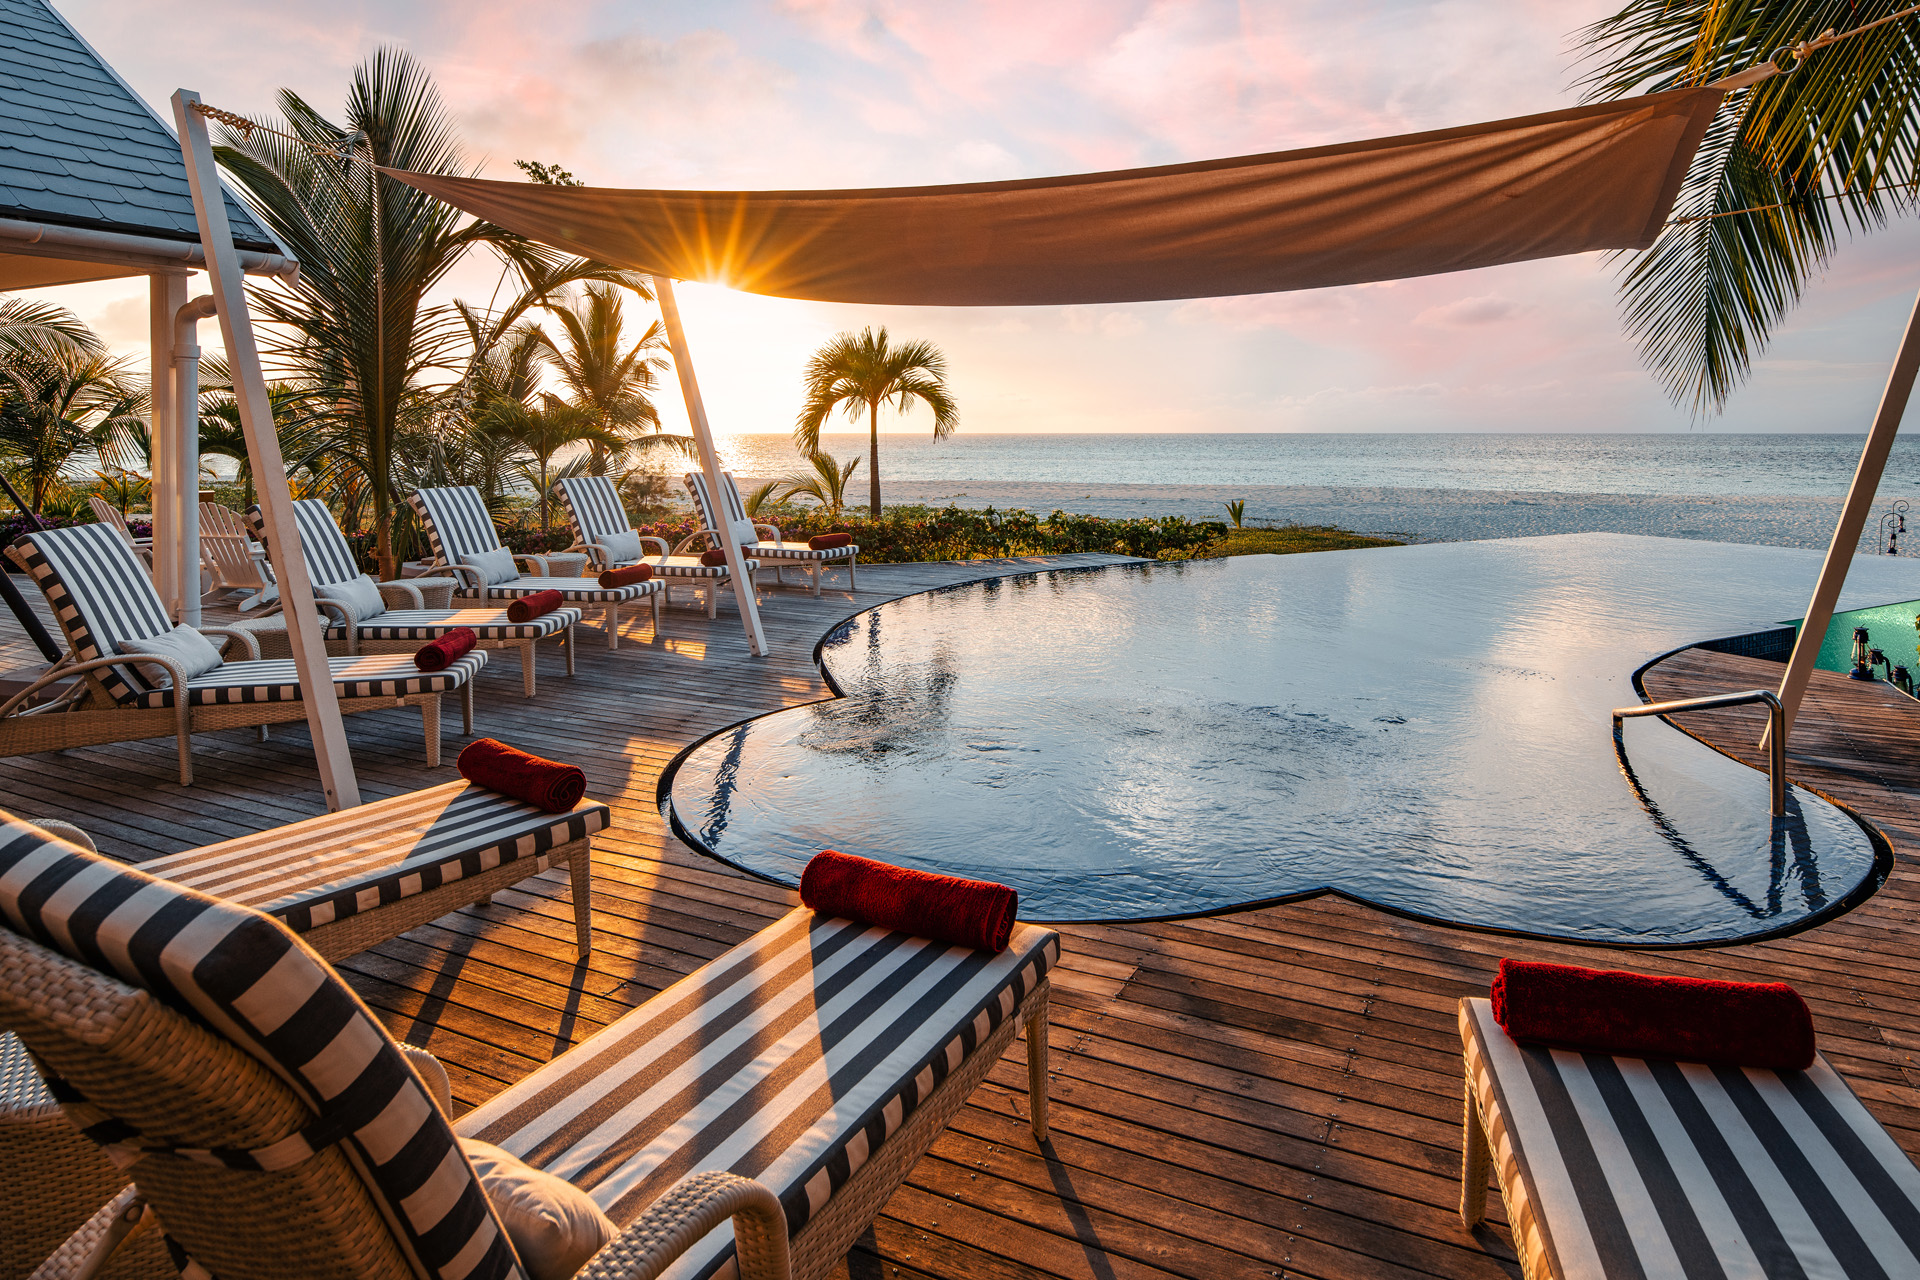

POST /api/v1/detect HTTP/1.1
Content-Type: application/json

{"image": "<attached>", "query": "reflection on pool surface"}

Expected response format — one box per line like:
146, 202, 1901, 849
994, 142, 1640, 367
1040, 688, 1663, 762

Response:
665, 534, 1906, 943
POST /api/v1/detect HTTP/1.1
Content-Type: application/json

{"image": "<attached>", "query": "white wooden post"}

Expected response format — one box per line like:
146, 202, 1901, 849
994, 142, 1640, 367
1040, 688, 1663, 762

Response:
173, 88, 361, 810
1773, 285, 1920, 745
651, 275, 768, 657
147, 271, 188, 619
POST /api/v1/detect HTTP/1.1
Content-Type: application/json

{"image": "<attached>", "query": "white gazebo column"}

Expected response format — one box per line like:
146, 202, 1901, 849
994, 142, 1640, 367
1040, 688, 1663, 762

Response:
148, 270, 189, 620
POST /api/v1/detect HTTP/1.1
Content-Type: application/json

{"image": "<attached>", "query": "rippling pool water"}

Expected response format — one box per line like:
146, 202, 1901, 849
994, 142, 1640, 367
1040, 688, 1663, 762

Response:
665, 534, 1908, 943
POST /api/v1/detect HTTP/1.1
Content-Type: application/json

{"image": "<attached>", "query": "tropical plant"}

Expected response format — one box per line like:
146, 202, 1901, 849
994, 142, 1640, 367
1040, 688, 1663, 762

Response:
0, 296, 99, 365
532, 283, 690, 468
1580, 2, 1920, 414
0, 349, 144, 514
742, 479, 781, 518
795, 326, 957, 518
214, 48, 639, 575
479, 396, 624, 536
778, 451, 862, 517
1224, 499, 1247, 528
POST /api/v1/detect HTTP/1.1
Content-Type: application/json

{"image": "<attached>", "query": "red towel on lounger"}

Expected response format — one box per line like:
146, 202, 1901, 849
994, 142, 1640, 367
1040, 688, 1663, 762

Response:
457, 738, 587, 813
699, 548, 729, 567
413, 627, 476, 671
598, 563, 653, 588
507, 589, 563, 623
1491, 958, 1815, 1070
800, 850, 1017, 953
809, 532, 853, 550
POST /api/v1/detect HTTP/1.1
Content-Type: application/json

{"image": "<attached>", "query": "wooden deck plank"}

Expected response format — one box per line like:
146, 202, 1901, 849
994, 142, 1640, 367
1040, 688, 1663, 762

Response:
6, 551, 1920, 1279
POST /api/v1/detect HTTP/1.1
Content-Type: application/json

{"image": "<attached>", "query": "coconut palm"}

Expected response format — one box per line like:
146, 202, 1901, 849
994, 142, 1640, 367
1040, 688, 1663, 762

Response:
478, 396, 623, 537
1580, 2, 1920, 415
533, 283, 690, 467
0, 296, 99, 365
778, 452, 862, 517
795, 327, 957, 518
214, 48, 639, 575
0, 349, 144, 514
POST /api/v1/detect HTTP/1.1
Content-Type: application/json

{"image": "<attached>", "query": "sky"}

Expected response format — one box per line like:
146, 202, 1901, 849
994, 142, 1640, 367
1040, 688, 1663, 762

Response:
34, 0, 1920, 436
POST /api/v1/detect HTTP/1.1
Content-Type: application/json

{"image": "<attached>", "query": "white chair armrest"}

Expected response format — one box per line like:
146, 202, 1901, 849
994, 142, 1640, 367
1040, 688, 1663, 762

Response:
377, 580, 426, 610
671, 529, 720, 557
197, 626, 261, 661
515, 553, 550, 576
576, 1171, 791, 1280
445, 563, 486, 593
637, 536, 671, 559
399, 1044, 453, 1118
754, 523, 782, 544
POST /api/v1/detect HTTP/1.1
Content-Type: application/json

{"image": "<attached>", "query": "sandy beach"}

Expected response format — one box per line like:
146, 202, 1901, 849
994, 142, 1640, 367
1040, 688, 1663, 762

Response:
756, 479, 1902, 554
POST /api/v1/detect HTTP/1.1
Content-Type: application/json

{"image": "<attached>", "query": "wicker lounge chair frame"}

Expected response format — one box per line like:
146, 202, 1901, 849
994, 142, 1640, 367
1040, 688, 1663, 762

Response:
682, 471, 857, 597
2, 817, 1054, 1280
245, 501, 581, 698
556, 475, 760, 620
409, 485, 663, 650
2, 527, 480, 782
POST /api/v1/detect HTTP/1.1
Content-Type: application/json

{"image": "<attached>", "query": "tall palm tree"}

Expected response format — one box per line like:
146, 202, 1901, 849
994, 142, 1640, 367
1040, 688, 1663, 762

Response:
533, 283, 689, 468
0, 296, 98, 364
795, 327, 957, 518
1580, 2, 1920, 415
479, 396, 624, 537
215, 48, 636, 576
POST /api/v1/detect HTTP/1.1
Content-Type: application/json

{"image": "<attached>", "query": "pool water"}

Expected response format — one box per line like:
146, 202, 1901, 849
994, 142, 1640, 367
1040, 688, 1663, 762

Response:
665, 534, 1910, 944
1799, 599, 1920, 674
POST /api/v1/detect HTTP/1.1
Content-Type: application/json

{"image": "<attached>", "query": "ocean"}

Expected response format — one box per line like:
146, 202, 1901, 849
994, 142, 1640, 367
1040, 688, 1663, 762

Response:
713, 432, 1920, 499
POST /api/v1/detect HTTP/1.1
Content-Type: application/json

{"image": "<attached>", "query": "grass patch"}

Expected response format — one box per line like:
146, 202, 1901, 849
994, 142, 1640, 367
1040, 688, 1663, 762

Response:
1206, 525, 1403, 556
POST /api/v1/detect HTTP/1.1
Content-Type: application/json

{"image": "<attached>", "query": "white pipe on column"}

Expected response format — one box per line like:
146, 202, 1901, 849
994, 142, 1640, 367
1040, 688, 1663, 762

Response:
173, 293, 216, 626
148, 271, 186, 618
1772, 285, 1920, 746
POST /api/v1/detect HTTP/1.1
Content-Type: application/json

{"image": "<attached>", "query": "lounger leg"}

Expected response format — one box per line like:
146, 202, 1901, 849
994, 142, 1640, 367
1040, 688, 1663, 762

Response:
848, 553, 856, 590
422, 693, 442, 768
519, 640, 536, 698
1026, 997, 1050, 1143
1461, 1078, 1491, 1227
650, 590, 661, 632
605, 602, 619, 650
706, 580, 718, 619
564, 624, 577, 676
568, 840, 593, 960
175, 703, 192, 786
461, 681, 474, 735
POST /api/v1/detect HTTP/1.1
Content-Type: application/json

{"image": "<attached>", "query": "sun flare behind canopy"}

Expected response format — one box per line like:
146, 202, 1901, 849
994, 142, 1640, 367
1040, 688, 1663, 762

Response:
380, 86, 1723, 307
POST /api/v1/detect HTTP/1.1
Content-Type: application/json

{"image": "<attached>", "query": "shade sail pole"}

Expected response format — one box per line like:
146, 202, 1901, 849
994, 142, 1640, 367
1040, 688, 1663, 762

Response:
173, 88, 361, 810
651, 275, 768, 657
1772, 284, 1920, 747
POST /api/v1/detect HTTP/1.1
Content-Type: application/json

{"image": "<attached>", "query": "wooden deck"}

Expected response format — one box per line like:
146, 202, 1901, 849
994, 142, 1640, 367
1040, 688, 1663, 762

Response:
6, 555, 1920, 1280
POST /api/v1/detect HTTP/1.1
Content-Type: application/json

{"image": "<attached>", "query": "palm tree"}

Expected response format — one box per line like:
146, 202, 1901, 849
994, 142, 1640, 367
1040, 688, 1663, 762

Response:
533, 283, 690, 468
0, 296, 98, 364
0, 349, 143, 513
214, 48, 637, 576
476, 395, 623, 537
778, 452, 862, 517
795, 327, 957, 518
1580, 2, 1920, 415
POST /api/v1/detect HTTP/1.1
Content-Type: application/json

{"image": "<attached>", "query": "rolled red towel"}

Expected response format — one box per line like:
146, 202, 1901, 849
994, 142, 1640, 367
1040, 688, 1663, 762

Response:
598, 563, 653, 589
457, 737, 587, 813
507, 589, 564, 623
809, 532, 854, 551
414, 626, 476, 672
699, 548, 729, 567
800, 849, 1017, 953
1491, 958, 1814, 1070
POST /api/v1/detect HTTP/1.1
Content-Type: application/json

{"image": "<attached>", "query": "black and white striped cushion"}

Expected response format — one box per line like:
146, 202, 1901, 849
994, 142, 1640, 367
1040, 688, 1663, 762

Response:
144, 781, 609, 935
681, 471, 760, 547
327, 608, 580, 642
1461, 997, 1920, 1279
411, 486, 503, 566
459, 908, 1058, 1280
736, 541, 855, 562
11, 524, 176, 703
126, 652, 486, 708
243, 499, 364, 588
556, 476, 631, 554
478, 576, 656, 604
650, 558, 758, 579
0, 814, 525, 1280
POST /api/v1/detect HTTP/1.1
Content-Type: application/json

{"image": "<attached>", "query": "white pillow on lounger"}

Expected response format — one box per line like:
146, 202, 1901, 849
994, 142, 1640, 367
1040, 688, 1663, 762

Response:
461, 547, 520, 585
313, 573, 386, 622
461, 1139, 615, 1280
597, 530, 644, 564
115, 625, 224, 688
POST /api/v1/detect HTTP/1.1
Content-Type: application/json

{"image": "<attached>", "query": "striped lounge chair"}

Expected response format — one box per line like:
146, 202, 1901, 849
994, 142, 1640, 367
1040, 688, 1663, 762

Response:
558, 474, 760, 620
2, 812, 1059, 1280
2, 525, 484, 782
247, 500, 583, 698
410, 485, 662, 650
1458, 997, 1920, 1278
683, 471, 857, 597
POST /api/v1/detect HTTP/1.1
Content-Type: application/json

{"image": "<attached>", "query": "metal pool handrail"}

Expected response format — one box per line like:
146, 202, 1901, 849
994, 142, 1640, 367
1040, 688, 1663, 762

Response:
1613, 690, 1786, 818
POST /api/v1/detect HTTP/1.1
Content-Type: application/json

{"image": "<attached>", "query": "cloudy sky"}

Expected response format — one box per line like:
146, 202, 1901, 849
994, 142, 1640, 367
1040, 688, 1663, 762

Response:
38, 0, 1920, 435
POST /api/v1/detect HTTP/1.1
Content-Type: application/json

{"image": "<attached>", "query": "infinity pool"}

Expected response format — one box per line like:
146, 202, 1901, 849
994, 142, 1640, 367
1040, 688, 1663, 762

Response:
664, 534, 1907, 944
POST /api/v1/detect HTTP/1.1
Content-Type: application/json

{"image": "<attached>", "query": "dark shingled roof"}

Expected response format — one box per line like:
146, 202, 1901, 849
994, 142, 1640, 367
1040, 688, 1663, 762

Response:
0, 0, 280, 253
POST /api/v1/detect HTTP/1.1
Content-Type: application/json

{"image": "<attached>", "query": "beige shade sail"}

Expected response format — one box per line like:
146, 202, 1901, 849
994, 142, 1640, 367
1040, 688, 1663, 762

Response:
382, 86, 1722, 307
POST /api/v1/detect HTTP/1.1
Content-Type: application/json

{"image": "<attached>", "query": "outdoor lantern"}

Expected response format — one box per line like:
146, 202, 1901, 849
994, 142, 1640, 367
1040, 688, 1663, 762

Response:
1896, 665, 1914, 697
1851, 627, 1875, 680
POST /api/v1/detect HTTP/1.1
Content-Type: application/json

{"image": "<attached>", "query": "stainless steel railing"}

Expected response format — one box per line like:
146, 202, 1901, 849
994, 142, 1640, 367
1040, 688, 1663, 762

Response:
1612, 689, 1786, 818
